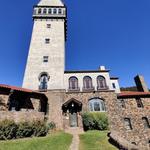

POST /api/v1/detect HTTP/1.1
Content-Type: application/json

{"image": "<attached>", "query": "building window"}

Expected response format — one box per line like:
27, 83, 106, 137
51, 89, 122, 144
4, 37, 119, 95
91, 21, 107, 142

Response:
47, 24, 51, 28
119, 99, 126, 108
39, 73, 49, 90
124, 118, 132, 130
38, 8, 42, 14
43, 56, 48, 63
53, 8, 57, 14
89, 98, 106, 112
69, 76, 79, 90
97, 76, 107, 90
45, 38, 50, 44
136, 98, 144, 108
83, 76, 93, 90
48, 8, 52, 14
58, 8, 62, 14
43, 8, 47, 14
112, 83, 116, 89
142, 117, 150, 129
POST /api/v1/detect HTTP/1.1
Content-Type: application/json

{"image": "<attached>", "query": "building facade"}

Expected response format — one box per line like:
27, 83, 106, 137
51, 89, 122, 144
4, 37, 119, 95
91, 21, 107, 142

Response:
0, 0, 149, 149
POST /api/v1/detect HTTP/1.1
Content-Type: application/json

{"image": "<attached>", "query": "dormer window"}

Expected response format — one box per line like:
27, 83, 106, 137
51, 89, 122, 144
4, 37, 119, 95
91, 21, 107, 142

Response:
43, 8, 47, 14
53, 8, 57, 14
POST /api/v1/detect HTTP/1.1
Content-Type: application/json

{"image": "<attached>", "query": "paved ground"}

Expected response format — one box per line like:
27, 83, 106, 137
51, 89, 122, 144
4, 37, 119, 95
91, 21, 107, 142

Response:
65, 127, 84, 150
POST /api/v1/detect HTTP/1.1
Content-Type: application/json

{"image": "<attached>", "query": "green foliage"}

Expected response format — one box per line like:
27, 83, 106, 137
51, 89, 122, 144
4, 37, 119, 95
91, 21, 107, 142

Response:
47, 122, 56, 130
16, 122, 34, 138
0, 120, 18, 140
33, 121, 48, 137
82, 112, 109, 131
0, 120, 48, 140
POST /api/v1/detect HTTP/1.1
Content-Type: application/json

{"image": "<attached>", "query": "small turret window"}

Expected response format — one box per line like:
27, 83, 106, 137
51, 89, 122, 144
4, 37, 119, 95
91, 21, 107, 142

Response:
53, 8, 57, 14
45, 38, 50, 44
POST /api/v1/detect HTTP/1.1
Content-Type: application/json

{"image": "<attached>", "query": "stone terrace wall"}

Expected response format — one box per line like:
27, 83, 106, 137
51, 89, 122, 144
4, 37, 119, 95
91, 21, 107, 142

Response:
0, 111, 45, 123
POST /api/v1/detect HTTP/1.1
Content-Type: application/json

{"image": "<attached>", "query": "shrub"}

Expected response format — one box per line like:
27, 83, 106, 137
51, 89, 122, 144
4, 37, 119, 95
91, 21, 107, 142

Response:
16, 122, 34, 138
82, 112, 109, 131
0, 120, 48, 140
0, 120, 18, 140
33, 121, 48, 137
47, 122, 56, 130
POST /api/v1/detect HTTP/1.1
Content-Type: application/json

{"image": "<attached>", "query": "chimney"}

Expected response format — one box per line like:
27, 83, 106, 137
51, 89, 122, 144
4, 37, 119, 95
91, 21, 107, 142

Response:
134, 75, 149, 92
99, 66, 106, 71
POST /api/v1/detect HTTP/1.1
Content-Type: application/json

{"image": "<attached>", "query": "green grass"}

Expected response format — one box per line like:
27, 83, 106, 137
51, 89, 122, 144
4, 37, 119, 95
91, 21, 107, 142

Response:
0, 131, 72, 150
79, 130, 117, 150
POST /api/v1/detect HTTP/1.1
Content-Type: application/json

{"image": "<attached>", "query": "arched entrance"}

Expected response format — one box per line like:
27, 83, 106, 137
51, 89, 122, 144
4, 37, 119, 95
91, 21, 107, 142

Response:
62, 98, 82, 127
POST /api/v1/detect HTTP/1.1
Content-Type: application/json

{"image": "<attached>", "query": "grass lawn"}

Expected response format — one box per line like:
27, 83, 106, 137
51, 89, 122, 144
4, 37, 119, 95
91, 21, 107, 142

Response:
79, 130, 117, 150
0, 131, 72, 150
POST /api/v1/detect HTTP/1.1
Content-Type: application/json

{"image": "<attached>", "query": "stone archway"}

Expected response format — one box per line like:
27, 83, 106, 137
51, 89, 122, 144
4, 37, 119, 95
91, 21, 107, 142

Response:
62, 98, 82, 128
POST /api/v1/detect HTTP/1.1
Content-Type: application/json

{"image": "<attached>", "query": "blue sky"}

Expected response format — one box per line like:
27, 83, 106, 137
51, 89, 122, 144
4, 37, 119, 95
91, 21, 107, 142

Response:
0, 0, 150, 88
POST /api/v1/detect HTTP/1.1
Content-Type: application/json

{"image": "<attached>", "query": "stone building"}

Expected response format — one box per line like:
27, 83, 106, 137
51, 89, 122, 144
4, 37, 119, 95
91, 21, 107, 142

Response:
0, 0, 150, 149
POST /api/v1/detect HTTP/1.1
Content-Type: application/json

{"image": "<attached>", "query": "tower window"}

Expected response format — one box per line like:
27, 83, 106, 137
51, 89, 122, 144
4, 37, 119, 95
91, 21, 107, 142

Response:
53, 8, 57, 14
142, 117, 150, 129
43, 56, 49, 63
58, 9, 62, 14
136, 98, 144, 108
45, 38, 50, 44
124, 118, 132, 130
43, 8, 47, 14
48, 9, 52, 14
39, 73, 49, 91
47, 24, 51, 28
38, 8, 42, 14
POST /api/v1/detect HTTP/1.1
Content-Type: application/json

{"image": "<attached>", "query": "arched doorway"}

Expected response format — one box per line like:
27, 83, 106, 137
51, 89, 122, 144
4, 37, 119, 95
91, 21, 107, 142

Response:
62, 98, 82, 127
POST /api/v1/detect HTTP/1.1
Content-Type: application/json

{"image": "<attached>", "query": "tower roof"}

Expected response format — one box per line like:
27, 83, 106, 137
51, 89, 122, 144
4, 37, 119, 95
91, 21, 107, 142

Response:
38, 0, 64, 6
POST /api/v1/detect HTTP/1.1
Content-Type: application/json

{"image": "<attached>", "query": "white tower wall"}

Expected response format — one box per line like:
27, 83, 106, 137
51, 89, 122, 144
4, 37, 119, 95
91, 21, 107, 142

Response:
23, 0, 66, 90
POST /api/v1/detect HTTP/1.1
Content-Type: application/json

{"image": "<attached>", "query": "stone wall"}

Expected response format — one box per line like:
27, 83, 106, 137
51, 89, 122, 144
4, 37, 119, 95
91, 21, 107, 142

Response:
0, 95, 9, 111
110, 97, 150, 148
0, 111, 45, 123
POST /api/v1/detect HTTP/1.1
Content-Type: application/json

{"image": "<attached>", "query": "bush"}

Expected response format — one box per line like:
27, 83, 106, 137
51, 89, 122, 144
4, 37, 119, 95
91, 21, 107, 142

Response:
47, 122, 56, 130
82, 112, 109, 131
33, 121, 48, 137
0, 120, 49, 140
0, 120, 18, 140
16, 122, 34, 138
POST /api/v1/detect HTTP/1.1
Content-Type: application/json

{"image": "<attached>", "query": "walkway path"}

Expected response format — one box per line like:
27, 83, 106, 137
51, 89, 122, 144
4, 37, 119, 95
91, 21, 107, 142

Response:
65, 127, 84, 150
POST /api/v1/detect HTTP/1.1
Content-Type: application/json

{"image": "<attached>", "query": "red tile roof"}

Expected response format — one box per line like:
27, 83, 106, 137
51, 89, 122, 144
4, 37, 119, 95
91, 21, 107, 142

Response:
118, 91, 150, 98
0, 84, 42, 94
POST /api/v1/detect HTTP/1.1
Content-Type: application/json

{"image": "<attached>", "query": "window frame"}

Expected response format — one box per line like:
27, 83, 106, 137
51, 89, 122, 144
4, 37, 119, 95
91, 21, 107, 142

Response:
124, 118, 132, 130
88, 98, 106, 112
136, 98, 144, 108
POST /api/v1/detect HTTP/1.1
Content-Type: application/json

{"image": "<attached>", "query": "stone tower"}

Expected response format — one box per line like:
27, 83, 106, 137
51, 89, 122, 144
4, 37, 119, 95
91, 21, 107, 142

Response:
23, 0, 67, 90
